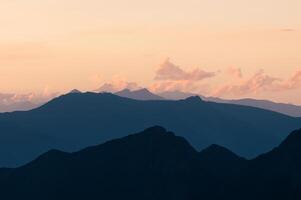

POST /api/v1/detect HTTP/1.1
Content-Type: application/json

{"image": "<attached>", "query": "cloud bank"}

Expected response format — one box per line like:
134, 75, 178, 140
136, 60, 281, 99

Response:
93, 60, 301, 102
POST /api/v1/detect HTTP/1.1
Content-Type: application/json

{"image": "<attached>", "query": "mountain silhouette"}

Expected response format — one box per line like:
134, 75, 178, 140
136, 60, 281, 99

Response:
115, 88, 164, 100
1, 127, 301, 200
0, 92, 300, 167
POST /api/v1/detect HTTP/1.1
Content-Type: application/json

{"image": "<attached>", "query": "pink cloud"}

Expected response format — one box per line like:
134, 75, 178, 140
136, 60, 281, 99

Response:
155, 58, 216, 81
282, 70, 301, 90
95, 77, 141, 93
212, 69, 301, 97
150, 80, 198, 93
226, 67, 243, 79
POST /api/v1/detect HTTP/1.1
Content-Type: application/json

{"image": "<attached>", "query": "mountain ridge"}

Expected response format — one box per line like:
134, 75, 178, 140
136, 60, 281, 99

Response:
1, 127, 301, 199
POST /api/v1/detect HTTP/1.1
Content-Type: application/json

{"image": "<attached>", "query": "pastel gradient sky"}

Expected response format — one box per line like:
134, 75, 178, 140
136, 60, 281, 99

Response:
1, 0, 301, 104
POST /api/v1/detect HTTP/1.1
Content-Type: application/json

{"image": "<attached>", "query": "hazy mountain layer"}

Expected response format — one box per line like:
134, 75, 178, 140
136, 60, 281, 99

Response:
0, 92, 300, 167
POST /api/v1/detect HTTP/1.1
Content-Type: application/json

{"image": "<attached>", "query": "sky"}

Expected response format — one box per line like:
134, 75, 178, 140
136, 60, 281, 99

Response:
0, 0, 301, 104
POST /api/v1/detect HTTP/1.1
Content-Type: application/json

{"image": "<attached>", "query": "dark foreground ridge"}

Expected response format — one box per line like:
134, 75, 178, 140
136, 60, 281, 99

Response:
0, 92, 301, 167
1, 127, 301, 200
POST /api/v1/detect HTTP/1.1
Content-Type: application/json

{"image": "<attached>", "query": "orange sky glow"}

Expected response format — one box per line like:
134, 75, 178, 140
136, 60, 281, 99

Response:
0, 0, 301, 104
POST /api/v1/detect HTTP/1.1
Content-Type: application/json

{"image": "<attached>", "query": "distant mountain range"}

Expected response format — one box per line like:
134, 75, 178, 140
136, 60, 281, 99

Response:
1, 89, 301, 117
118, 89, 301, 117
0, 92, 300, 167
1, 126, 301, 200
115, 88, 164, 100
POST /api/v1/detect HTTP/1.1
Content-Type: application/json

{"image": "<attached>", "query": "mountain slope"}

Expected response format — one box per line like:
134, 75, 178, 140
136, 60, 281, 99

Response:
0, 92, 300, 167
1, 127, 301, 200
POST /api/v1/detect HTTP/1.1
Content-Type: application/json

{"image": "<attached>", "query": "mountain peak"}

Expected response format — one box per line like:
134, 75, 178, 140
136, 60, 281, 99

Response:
137, 88, 151, 93
184, 96, 203, 102
118, 126, 179, 143
69, 89, 82, 94
205, 144, 230, 151
76, 126, 197, 169
199, 144, 244, 162
139, 126, 170, 136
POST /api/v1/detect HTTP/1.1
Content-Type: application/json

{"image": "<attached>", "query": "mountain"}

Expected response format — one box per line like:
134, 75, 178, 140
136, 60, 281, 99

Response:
157, 90, 301, 117
115, 88, 164, 100
1, 127, 301, 200
0, 92, 300, 167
